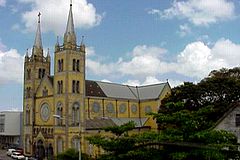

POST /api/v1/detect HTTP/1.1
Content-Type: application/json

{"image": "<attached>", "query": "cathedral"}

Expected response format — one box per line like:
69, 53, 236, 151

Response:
23, 2, 171, 159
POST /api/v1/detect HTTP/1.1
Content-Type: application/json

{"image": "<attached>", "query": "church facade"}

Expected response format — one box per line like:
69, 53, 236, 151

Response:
23, 3, 171, 159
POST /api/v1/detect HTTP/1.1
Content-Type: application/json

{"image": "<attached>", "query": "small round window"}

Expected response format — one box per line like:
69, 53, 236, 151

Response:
119, 104, 126, 113
145, 106, 152, 113
131, 104, 137, 113
107, 103, 114, 113
92, 102, 100, 113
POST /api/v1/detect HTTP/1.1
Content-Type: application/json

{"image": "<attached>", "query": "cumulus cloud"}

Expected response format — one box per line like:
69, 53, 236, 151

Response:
123, 76, 183, 88
177, 23, 191, 37
19, 0, 103, 34
0, 48, 23, 84
0, 0, 6, 7
86, 39, 240, 81
148, 0, 235, 26
86, 46, 96, 57
118, 45, 169, 76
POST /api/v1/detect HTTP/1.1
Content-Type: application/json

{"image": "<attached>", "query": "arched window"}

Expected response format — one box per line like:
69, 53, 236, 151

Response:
42, 87, 48, 97
26, 69, 31, 80
73, 59, 76, 71
57, 81, 63, 94
76, 60, 80, 71
57, 137, 63, 154
56, 102, 63, 126
58, 59, 64, 72
71, 137, 80, 151
72, 102, 80, 126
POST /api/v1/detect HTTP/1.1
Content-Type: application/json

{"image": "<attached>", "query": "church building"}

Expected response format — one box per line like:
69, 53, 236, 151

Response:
23, 2, 171, 159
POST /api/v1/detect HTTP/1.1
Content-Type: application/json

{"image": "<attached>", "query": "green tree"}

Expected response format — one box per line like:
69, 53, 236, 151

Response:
56, 148, 92, 160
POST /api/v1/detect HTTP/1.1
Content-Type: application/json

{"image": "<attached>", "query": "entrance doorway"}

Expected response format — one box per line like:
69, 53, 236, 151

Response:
36, 140, 45, 160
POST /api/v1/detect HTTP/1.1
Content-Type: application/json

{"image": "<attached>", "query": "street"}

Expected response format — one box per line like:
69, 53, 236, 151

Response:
0, 149, 13, 160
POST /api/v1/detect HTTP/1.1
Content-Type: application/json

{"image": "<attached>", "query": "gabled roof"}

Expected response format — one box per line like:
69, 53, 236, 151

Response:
35, 75, 54, 97
85, 80, 170, 101
214, 102, 240, 128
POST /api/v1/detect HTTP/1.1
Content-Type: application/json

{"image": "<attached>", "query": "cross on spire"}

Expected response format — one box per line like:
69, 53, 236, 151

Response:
38, 12, 41, 23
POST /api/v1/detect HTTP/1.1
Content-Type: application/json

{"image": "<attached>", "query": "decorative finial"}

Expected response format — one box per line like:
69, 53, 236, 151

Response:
166, 79, 168, 82
81, 36, 84, 45
70, 0, 72, 6
38, 12, 41, 23
47, 48, 50, 54
57, 36, 59, 45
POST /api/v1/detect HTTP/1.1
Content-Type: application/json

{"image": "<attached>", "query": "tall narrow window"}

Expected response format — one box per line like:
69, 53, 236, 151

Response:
38, 69, 42, 79
60, 81, 63, 93
61, 59, 63, 71
236, 114, 240, 127
56, 102, 63, 126
57, 81, 60, 94
73, 59, 76, 71
26, 108, 30, 125
57, 137, 63, 154
72, 102, 80, 126
42, 69, 45, 78
26, 69, 31, 80
72, 137, 80, 150
72, 80, 76, 93
58, 59, 64, 72
58, 60, 60, 72
76, 60, 80, 71
76, 81, 79, 93
42, 87, 48, 97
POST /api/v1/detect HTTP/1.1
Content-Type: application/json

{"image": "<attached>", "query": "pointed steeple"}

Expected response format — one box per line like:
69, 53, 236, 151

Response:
32, 12, 43, 59
64, 1, 76, 48
25, 49, 29, 62
34, 12, 43, 49
46, 48, 51, 62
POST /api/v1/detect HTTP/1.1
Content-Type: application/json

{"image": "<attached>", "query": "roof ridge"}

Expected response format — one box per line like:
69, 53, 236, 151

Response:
86, 79, 168, 88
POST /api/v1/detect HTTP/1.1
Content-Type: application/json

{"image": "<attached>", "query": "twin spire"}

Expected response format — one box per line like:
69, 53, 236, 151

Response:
64, 1, 76, 47
32, 0, 77, 59
34, 12, 43, 49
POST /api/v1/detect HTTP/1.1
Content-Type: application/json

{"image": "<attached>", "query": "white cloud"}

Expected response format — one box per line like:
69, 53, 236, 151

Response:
86, 46, 96, 57
149, 0, 235, 26
0, 48, 23, 84
142, 76, 163, 85
101, 79, 112, 83
118, 45, 169, 76
19, 0, 103, 34
123, 76, 183, 88
86, 39, 240, 81
123, 80, 140, 86
0, 0, 6, 7
177, 23, 191, 37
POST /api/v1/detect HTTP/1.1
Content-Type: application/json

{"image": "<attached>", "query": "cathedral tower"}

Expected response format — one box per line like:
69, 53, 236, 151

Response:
54, 1, 86, 153
23, 13, 51, 155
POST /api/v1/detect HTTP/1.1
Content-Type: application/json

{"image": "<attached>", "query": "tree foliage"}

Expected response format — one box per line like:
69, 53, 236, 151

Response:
56, 148, 92, 160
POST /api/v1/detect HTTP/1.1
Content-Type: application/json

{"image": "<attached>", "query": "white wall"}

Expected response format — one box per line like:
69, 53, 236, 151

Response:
0, 111, 22, 135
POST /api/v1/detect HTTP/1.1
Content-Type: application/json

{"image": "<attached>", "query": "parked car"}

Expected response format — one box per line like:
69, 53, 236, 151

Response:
6, 148, 16, 156
11, 152, 25, 159
25, 157, 37, 160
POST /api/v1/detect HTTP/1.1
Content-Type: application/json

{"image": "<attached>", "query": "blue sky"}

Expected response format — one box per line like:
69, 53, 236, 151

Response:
0, 0, 240, 111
